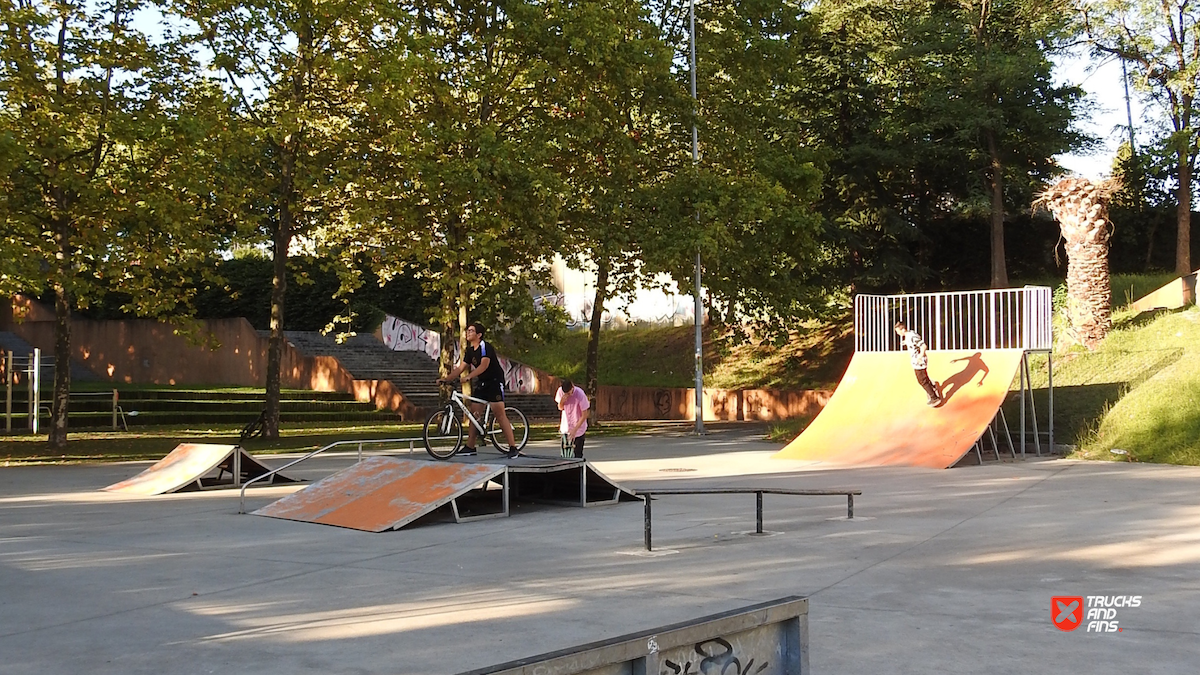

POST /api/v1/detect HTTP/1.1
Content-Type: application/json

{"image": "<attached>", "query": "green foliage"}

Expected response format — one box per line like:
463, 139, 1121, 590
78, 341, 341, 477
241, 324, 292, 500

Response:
1082, 0, 1200, 275
78, 255, 431, 332
797, 0, 1085, 291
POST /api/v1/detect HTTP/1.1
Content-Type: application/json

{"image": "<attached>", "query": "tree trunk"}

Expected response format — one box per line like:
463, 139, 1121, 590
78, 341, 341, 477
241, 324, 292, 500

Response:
1040, 178, 1114, 350
1176, 146, 1193, 278
263, 146, 294, 440
986, 130, 1008, 288
48, 281, 71, 448
585, 256, 610, 426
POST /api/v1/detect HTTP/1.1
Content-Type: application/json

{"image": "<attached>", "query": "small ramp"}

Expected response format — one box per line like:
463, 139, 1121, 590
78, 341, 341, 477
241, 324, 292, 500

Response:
773, 349, 1024, 469
104, 443, 299, 495
253, 456, 506, 532
252, 455, 637, 532
1130, 268, 1198, 313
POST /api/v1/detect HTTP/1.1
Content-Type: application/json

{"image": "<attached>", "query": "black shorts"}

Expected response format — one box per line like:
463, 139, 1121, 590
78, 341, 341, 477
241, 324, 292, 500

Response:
473, 379, 505, 403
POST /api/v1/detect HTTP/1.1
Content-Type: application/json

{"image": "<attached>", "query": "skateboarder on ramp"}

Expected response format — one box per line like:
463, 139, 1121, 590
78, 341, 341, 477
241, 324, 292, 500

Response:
774, 288, 1052, 469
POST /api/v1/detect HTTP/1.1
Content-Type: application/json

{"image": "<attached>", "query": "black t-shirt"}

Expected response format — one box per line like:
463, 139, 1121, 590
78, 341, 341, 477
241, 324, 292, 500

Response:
464, 340, 505, 384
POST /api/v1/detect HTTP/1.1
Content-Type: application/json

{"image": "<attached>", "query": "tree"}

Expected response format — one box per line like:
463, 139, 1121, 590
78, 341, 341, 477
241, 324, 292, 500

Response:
1082, 0, 1200, 277
535, 0, 684, 400
313, 0, 565, 388
809, 0, 1084, 290
642, 0, 829, 340
174, 0, 407, 436
1037, 177, 1118, 348
0, 0, 227, 447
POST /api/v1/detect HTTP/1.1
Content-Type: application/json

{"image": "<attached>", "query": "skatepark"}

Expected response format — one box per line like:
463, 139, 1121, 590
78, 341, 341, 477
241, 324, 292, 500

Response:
2, 424, 1198, 674
3, 287, 1197, 673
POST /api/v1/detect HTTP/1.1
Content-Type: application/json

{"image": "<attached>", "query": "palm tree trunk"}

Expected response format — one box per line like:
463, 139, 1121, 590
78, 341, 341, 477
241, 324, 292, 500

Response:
1039, 178, 1115, 350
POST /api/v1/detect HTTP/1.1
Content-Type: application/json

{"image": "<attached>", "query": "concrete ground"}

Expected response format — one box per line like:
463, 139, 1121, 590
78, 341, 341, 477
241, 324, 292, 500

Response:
1, 423, 1197, 674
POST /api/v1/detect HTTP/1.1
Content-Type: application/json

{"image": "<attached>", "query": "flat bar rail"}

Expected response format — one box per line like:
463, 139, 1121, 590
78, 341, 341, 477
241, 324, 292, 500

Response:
238, 435, 424, 513
635, 487, 861, 551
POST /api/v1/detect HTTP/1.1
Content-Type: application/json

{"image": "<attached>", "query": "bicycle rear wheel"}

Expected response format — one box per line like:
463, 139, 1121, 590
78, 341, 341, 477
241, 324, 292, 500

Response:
424, 408, 463, 459
487, 406, 529, 452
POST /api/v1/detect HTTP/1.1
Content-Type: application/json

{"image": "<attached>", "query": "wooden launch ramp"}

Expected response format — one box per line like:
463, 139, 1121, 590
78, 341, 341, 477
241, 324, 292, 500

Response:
104, 443, 299, 495
773, 349, 1025, 469
252, 454, 637, 532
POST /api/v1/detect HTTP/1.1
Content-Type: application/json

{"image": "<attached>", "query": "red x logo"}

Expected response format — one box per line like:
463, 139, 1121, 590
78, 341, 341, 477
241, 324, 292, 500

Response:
1052, 596, 1084, 631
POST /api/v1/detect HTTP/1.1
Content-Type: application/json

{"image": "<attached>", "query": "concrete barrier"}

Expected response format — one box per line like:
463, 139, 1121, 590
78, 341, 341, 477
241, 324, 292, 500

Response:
460, 596, 809, 675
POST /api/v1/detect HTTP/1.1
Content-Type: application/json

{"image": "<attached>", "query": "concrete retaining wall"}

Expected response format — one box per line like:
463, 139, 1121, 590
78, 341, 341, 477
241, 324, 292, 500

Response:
9, 315, 422, 420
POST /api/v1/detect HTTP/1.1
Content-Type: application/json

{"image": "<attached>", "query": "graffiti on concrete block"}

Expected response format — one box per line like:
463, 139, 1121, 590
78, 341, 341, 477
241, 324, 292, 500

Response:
661, 638, 770, 675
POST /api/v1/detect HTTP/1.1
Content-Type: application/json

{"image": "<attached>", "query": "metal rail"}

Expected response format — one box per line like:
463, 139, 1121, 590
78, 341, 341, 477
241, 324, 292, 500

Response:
634, 487, 862, 551
237, 435, 425, 514
855, 286, 1052, 353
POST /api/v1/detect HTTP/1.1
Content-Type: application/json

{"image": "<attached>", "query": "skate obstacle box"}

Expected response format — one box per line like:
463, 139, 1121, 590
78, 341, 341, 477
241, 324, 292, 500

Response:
459, 596, 809, 675
104, 443, 299, 495
252, 454, 638, 533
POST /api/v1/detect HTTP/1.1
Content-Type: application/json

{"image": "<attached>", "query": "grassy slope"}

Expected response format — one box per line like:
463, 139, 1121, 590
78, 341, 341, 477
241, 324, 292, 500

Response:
502, 319, 854, 391
1072, 305, 1200, 464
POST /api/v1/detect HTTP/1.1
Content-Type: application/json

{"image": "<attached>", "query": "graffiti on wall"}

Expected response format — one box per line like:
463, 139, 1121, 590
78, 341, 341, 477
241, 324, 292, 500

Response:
380, 315, 538, 394
380, 316, 440, 360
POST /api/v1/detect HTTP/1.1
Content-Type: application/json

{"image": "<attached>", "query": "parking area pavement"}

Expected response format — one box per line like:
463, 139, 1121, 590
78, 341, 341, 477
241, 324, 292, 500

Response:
1, 424, 1197, 674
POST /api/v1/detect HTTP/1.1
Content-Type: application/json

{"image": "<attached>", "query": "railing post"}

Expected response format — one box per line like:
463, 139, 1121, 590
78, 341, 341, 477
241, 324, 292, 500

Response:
1048, 353, 1054, 453
4, 351, 12, 434
644, 495, 653, 551
30, 348, 40, 435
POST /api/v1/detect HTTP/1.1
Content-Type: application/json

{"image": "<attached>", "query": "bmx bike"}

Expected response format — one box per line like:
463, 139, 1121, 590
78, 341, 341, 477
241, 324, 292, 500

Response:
422, 389, 529, 460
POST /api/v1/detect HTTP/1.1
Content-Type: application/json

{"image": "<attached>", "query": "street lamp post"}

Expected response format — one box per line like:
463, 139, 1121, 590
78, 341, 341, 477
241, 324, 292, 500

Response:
690, 0, 704, 435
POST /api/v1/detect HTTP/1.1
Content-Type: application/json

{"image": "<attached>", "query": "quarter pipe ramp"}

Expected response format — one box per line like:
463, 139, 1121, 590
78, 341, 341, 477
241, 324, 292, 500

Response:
773, 349, 1025, 469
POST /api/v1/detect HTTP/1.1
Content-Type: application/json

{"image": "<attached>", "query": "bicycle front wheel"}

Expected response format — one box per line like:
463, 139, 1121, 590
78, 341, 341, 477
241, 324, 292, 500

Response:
488, 406, 529, 452
424, 408, 463, 459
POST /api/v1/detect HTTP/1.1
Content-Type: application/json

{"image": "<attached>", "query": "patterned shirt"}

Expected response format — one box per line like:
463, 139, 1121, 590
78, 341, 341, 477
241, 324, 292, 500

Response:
902, 331, 929, 370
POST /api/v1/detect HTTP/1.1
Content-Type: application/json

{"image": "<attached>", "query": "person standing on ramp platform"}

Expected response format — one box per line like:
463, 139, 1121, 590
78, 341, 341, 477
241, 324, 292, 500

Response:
436, 323, 521, 457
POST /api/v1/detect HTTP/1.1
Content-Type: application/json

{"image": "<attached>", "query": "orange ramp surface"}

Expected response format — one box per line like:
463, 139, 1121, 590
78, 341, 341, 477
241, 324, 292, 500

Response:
773, 349, 1024, 469
253, 456, 504, 532
104, 443, 297, 495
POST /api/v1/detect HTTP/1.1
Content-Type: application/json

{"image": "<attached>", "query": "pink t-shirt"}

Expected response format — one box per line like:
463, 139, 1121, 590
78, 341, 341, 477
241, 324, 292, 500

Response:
555, 386, 589, 438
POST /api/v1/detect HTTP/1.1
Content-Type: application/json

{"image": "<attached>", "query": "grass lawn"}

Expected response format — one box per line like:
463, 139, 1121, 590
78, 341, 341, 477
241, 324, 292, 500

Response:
0, 419, 665, 465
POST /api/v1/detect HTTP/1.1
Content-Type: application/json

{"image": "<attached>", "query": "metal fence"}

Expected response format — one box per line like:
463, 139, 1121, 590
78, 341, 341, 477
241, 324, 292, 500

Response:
855, 286, 1052, 353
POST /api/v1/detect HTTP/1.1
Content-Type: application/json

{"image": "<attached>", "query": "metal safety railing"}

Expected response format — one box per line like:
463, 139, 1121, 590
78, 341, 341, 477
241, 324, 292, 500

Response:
238, 435, 427, 514
855, 286, 1052, 353
854, 287, 1055, 458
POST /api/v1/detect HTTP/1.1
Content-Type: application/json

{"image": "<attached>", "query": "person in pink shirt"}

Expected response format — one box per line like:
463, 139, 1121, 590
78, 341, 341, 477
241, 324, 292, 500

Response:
555, 380, 589, 459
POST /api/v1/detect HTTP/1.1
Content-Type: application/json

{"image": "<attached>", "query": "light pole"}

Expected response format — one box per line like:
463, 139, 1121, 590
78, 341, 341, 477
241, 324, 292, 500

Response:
690, 0, 704, 435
